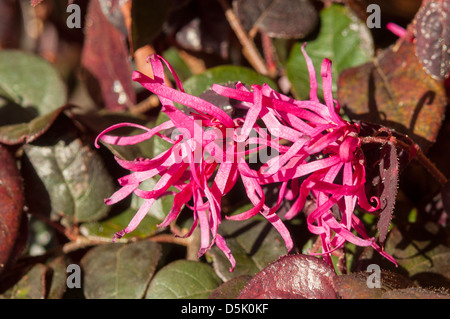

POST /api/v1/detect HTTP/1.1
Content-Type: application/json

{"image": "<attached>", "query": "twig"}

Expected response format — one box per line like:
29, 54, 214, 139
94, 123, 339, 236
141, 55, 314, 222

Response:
217, 0, 270, 76
360, 135, 448, 187
129, 94, 160, 114
396, 139, 448, 187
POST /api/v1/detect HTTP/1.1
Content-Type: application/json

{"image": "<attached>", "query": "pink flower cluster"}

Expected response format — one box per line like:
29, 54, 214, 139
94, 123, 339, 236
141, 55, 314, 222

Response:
96, 44, 396, 270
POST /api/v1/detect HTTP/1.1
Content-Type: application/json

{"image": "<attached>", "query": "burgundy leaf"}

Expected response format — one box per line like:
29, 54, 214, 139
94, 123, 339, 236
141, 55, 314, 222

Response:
0, 145, 24, 276
414, 0, 450, 80
377, 142, 399, 244
81, 0, 136, 110
237, 255, 338, 299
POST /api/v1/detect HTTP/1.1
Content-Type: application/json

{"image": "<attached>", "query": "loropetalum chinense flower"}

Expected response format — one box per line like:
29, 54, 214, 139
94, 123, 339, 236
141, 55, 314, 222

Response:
96, 43, 396, 271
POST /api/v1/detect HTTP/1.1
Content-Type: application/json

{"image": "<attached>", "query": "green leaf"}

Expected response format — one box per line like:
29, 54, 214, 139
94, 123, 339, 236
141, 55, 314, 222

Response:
163, 47, 194, 83
183, 65, 277, 97
80, 177, 174, 239
0, 105, 68, 145
208, 216, 289, 282
286, 3, 373, 100
81, 240, 162, 299
145, 260, 222, 299
22, 118, 115, 226
384, 222, 450, 289
0, 50, 67, 125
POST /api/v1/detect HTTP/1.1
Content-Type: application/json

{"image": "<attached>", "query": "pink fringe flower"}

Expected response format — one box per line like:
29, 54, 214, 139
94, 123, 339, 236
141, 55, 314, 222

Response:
96, 44, 396, 270
96, 55, 293, 271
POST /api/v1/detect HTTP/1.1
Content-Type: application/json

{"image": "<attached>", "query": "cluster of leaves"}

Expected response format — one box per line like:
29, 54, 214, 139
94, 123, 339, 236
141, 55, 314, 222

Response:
0, 0, 449, 299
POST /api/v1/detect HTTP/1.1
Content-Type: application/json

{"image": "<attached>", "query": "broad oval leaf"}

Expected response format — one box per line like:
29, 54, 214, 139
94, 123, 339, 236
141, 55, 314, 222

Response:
286, 3, 374, 100
338, 40, 447, 151
0, 50, 67, 125
81, 240, 162, 299
21, 118, 115, 225
145, 260, 222, 299
238, 254, 338, 299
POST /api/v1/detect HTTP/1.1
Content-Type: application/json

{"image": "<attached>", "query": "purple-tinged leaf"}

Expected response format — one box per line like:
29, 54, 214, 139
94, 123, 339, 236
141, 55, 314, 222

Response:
81, 0, 136, 110
0, 50, 67, 123
414, 0, 450, 80
237, 255, 338, 299
339, 40, 447, 152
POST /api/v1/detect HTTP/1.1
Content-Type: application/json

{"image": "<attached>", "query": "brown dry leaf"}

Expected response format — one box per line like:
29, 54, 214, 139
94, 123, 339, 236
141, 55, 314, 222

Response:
338, 40, 447, 151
